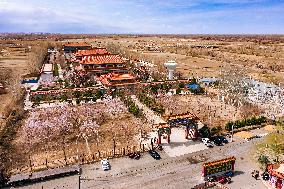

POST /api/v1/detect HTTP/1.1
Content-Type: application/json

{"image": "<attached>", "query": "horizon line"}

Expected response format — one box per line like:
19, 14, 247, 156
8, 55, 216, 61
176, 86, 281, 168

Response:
1, 32, 284, 36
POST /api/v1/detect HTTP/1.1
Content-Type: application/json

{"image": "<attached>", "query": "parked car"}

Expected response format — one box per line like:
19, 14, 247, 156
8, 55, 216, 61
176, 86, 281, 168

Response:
101, 159, 110, 171
128, 153, 136, 159
129, 152, 141, 160
262, 172, 270, 180
201, 138, 214, 148
210, 137, 223, 146
216, 136, 229, 144
201, 138, 211, 143
148, 150, 161, 160
134, 153, 141, 160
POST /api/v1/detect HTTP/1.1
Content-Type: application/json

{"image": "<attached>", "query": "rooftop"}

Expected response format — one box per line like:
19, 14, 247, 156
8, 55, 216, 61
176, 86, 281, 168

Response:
63, 42, 91, 47
75, 48, 109, 56
108, 73, 136, 81
268, 163, 284, 179
80, 55, 124, 65
42, 64, 53, 73
99, 73, 137, 86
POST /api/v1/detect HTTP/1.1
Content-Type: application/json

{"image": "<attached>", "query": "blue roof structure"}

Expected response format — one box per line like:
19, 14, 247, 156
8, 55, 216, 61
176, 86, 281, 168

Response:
185, 83, 200, 90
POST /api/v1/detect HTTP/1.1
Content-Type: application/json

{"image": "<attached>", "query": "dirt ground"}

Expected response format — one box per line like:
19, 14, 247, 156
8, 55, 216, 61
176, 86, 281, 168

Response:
157, 93, 243, 127
87, 36, 284, 85
0, 44, 29, 119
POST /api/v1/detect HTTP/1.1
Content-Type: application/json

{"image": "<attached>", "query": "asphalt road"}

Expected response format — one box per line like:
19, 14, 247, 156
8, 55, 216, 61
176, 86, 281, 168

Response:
6, 137, 267, 189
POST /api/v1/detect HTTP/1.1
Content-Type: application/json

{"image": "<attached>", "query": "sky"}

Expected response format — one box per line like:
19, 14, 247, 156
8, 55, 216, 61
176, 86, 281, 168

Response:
0, 0, 283, 34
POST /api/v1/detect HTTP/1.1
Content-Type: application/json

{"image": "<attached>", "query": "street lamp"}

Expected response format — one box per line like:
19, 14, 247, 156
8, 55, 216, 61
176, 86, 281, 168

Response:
231, 123, 234, 143
231, 103, 238, 143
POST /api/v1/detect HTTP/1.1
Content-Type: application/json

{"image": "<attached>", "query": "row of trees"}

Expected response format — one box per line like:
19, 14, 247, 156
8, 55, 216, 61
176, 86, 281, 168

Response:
225, 116, 267, 131
137, 93, 165, 115
121, 96, 143, 117
198, 125, 222, 138
27, 42, 49, 75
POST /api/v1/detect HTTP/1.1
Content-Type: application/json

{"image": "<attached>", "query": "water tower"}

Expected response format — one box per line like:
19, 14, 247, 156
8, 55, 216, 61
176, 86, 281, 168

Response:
164, 60, 177, 80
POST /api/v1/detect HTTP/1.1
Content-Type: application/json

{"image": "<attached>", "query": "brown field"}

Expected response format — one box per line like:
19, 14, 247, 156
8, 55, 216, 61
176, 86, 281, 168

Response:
0, 44, 29, 120
85, 35, 284, 85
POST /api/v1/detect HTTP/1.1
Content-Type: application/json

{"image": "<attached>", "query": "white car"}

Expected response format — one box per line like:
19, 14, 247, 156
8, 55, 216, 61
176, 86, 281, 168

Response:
101, 159, 110, 171
201, 138, 214, 148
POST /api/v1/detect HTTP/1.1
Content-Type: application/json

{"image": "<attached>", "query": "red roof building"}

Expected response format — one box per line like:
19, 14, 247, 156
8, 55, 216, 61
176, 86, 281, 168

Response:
74, 48, 109, 61
63, 42, 92, 53
99, 73, 137, 87
79, 55, 128, 75
267, 163, 284, 189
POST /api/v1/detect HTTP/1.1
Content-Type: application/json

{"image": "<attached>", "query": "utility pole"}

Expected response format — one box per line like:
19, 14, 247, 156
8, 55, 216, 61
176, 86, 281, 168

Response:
113, 138, 116, 157
231, 124, 234, 143
78, 175, 81, 189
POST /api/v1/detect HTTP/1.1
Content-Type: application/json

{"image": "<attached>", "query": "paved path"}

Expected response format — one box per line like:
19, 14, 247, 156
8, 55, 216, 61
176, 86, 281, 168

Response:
131, 95, 166, 125
7, 138, 267, 189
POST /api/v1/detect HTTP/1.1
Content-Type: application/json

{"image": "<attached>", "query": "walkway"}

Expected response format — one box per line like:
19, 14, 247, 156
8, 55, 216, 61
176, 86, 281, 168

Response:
130, 95, 166, 125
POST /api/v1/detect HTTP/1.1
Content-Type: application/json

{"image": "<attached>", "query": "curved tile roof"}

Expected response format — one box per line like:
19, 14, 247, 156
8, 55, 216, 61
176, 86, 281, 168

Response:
75, 48, 109, 56
80, 55, 124, 65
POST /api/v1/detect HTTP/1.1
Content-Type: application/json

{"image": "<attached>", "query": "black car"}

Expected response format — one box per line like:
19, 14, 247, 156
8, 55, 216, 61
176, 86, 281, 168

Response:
262, 172, 270, 180
148, 150, 161, 160
217, 136, 229, 144
210, 137, 223, 146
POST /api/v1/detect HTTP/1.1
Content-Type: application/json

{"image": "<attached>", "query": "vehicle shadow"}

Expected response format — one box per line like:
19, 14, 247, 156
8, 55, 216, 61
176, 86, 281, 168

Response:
234, 170, 245, 176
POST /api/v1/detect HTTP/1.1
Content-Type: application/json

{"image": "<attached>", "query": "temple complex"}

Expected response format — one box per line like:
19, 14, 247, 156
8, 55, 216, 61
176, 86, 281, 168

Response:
79, 54, 128, 75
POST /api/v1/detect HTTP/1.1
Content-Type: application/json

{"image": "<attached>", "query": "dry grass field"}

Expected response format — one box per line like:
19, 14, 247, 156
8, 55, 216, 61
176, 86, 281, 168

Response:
88, 35, 284, 84
0, 43, 29, 120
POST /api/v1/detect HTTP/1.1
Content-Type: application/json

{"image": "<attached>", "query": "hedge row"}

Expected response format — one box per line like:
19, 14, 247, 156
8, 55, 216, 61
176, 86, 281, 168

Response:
137, 93, 165, 115
121, 97, 143, 117
225, 116, 266, 131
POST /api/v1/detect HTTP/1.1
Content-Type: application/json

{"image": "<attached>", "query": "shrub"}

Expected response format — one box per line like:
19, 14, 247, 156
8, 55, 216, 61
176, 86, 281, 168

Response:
53, 64, 59, 76
199, 125, 211, 138
225, 116, 267, 131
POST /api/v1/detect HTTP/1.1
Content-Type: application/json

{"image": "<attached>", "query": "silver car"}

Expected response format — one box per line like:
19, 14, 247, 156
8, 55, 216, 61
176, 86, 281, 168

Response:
101, 159, 110, 171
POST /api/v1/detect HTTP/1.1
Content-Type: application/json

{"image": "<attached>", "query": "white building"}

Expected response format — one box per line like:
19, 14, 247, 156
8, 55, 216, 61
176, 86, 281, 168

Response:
40, 64, 53, 82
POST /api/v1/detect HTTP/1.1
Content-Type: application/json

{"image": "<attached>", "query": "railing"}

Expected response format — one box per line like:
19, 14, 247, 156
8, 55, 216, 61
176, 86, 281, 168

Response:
9, 143, 154, 176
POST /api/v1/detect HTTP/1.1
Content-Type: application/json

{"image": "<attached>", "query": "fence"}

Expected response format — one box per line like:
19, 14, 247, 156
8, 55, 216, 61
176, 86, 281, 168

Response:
10, 143, 153, 175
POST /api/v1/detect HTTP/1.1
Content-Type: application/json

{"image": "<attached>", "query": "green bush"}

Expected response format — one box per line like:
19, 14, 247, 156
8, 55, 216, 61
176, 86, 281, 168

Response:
210, 126, 222, 136
122, 97, 143, 117
137, 93, 165, 115
53, 64, 59, 76
198, 125, 211, 138
225, 116, 267, 131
